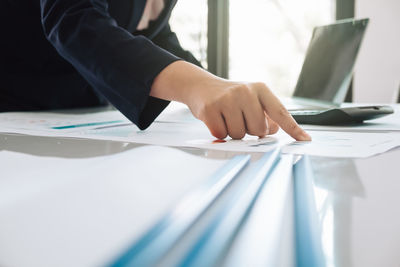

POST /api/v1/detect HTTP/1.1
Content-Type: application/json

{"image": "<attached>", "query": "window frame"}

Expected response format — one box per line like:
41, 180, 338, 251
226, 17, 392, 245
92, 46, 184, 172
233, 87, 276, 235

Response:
207, 0, 230, 78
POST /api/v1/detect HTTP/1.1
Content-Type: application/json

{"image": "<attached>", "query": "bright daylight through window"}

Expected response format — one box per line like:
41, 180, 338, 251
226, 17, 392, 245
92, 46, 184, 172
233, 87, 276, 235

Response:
170, 0, 335, 97
230, 0, 335, 97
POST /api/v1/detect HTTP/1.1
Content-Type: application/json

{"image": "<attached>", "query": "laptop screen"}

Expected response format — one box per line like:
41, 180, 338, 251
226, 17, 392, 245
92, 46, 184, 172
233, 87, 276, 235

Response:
293, 18, 369, 104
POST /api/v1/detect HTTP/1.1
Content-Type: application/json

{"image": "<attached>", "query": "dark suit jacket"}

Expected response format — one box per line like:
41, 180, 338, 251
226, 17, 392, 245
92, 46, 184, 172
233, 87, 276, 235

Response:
0, 0, 200, 129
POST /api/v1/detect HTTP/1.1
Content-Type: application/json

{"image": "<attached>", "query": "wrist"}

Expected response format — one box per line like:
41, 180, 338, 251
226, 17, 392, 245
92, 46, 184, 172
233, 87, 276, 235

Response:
150, 60, 223, 105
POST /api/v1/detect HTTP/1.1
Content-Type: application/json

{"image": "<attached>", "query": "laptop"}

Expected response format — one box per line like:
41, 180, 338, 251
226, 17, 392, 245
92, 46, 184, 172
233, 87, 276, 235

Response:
284, 18, 393, 125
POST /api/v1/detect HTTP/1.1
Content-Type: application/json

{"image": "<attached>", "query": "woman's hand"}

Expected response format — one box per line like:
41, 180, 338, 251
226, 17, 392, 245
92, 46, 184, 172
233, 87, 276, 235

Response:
150, 60, 311, 141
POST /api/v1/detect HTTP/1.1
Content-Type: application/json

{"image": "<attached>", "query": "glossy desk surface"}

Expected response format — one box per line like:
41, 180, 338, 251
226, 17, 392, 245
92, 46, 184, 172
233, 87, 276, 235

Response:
1, 133, 399, 267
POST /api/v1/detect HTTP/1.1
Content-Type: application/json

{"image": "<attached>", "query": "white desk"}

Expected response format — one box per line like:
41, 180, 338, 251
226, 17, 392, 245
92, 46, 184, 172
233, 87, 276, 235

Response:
1, 133, 399, 267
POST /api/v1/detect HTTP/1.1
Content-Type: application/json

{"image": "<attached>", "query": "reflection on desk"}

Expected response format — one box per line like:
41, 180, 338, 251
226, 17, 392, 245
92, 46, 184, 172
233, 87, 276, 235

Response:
1, 133, 399, 267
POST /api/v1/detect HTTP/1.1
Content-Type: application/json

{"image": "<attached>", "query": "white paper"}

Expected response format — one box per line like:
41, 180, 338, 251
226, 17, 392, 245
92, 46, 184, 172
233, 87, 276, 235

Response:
0, 146, 226, 267
0, 106, 285, 153
0, 110, 130, 133
282, 131, 400, 158
1, 104, 400, 157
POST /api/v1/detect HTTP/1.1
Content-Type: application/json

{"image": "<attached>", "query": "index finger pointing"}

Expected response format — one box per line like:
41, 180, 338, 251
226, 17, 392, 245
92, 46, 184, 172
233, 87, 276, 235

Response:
258, 87, 311, 141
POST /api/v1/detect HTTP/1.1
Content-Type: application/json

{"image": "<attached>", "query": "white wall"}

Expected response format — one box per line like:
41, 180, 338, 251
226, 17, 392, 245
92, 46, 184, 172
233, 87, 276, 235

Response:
354, 0, 400, 103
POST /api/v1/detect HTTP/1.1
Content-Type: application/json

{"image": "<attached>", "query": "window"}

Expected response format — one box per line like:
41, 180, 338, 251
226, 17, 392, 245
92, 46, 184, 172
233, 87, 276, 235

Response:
169, 0, 208, 68
229, 0, 335, 97
169, 0, 335, 97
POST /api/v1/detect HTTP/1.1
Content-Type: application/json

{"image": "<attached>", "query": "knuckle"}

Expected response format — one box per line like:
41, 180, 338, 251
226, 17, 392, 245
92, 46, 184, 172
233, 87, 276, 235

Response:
238, 84, 251, 93
198, 102, 216, 120
231, 84, 251, 98
254, 81, 267, 88
222, 92, 234, 105
253, 82, 269, 93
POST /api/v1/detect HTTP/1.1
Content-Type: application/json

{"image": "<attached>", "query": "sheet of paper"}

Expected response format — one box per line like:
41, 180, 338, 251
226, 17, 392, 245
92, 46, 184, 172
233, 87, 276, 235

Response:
1, 104, 400, 157
0, 110, 130, 133
282, 131, 400, 158
0, 107, 286, 153
0, 146, 226, 267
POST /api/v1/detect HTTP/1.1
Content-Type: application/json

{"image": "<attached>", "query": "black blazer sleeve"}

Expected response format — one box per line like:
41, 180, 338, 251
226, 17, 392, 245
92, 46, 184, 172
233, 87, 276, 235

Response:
40, 0, 181, 129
